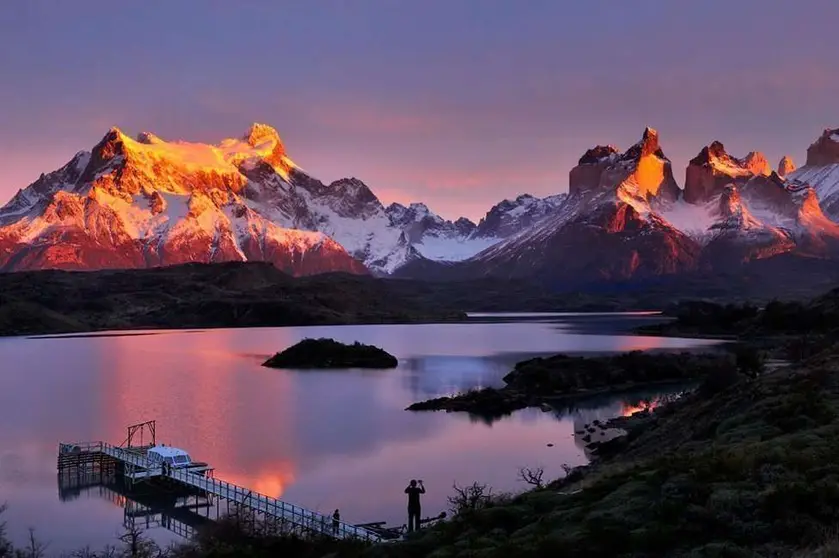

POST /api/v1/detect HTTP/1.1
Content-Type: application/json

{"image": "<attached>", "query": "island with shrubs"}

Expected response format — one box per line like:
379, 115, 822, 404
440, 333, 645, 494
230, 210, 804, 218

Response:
262, 338, 399, 369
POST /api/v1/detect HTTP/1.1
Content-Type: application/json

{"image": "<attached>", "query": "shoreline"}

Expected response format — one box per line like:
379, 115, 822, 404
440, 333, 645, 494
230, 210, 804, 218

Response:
406, 351, 733, 419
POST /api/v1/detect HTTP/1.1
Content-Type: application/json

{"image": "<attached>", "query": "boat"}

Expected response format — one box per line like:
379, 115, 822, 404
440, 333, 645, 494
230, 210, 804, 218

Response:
145, 444, 212, 475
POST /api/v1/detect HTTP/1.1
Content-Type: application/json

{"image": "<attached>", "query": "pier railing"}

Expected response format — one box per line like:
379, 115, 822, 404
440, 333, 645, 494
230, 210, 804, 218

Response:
57, 441, 382, 542
166, 467, 379, 541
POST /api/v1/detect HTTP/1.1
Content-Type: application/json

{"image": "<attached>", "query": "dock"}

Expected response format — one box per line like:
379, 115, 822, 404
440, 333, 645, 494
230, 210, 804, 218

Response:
57, 421, 383, 543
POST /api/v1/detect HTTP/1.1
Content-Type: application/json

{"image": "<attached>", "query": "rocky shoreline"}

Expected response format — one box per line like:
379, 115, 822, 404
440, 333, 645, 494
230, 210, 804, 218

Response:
406, 351, 736, 420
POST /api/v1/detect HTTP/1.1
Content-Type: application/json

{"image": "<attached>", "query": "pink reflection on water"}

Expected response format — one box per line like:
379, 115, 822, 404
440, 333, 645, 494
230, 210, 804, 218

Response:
98, 329, 301, 494
0, 317, 720, 549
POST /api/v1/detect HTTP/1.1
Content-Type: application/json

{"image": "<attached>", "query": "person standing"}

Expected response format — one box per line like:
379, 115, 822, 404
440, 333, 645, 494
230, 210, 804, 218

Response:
332, 509, 340, 535
404, 479, 425, 532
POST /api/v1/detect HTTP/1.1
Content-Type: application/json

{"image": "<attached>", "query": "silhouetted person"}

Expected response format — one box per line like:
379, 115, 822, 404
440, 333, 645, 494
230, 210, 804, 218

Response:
405, 479, 425, 532
332, 509, 340, 535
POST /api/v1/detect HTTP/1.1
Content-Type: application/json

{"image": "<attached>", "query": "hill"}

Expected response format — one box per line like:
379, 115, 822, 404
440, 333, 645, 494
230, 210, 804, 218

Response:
0, 262, 465, 336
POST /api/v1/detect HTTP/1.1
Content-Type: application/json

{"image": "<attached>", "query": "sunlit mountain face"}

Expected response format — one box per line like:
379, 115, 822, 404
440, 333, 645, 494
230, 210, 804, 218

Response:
3, 124, 839, 282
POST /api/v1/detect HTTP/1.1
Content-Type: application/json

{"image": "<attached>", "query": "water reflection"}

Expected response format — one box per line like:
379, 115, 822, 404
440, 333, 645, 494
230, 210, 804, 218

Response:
0, 314, 719, 551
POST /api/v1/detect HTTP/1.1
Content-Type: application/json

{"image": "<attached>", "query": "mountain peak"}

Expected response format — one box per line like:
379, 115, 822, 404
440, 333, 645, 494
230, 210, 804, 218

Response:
244, 123, 281, 147
742, 151, 771, 176
805, 127, 839, 166
691, 141, 727, 165
569, 128, 679, 201
640, 127, 660, 155
578, 145, 619, 166
778, 155, 796, 178
136, 131, 163, 145
685, 141, 770, 204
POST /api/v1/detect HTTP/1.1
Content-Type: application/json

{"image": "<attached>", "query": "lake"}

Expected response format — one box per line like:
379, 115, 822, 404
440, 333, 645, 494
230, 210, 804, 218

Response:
0, 313, 721, 552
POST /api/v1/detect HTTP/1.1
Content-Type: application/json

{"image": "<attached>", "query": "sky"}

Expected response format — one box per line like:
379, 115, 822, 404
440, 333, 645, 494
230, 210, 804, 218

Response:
2, 1, 839, 222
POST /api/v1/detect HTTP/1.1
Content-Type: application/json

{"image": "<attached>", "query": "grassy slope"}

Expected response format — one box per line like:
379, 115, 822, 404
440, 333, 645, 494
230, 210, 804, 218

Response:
367, 352, 839, 558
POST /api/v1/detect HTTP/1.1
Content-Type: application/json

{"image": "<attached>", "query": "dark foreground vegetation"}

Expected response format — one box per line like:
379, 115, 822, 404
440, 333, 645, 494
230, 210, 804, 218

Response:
407, 351, 738, 420
263, 338, 398, 369
0, 262, 466, 337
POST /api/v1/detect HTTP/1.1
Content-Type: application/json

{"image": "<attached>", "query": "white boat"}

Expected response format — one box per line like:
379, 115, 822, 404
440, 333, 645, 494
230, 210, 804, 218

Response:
145, 444, 212, 475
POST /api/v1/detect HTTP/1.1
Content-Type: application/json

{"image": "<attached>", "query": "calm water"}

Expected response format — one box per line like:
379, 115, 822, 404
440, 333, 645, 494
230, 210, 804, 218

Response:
0, 313, 720, 551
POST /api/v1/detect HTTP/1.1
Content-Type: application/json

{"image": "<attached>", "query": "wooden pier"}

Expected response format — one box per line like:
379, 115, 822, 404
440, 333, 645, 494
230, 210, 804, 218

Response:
57, 421, 383, 543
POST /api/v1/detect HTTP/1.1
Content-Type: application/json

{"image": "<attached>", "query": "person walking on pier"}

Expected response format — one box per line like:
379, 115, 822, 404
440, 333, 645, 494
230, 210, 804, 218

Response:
405, 479, 425, 533
332, 509, 340, 535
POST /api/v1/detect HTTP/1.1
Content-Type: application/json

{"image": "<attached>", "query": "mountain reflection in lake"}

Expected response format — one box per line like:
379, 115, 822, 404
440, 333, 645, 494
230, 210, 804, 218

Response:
0, 314, 719, 551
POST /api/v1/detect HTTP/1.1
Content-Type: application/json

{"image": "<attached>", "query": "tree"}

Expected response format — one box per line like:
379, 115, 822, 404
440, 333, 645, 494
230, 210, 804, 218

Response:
518, 466, 545, 489
0, 504, 14, 558
447, 482, 493, 515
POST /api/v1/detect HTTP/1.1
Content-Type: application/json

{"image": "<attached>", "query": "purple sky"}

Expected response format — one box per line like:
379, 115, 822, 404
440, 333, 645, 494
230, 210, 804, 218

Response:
2, 1, 839, 221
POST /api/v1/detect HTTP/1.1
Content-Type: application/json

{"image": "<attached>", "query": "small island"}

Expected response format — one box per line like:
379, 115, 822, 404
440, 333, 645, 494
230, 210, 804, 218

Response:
262, 338, 399, 369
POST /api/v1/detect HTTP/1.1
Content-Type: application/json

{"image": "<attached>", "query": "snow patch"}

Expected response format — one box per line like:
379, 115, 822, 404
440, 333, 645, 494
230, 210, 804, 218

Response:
413, 236, 500, 261
660, 200, 716, 238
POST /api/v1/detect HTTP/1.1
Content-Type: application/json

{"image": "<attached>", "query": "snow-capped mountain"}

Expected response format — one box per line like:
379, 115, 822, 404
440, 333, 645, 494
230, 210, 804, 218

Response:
470, 193, 567, 239
383, 202, 489, 261
0, 124, 500, 275
396, 126, 839, 283
665, 139, 839, 260
699, 184, 795, 266
6, 121, 839, 284
408, 128, 701, 282
0, 125, 369, 275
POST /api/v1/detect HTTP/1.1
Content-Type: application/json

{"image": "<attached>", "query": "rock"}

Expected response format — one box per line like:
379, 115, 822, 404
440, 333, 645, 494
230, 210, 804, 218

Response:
568, 127, 680, 202
700, 184, 795, 267
262, 338, 398, 369
778, 155, 796, 177
805, 128, 839, 166
742, 151, 771, 176
406, 388, 528, 417
684, 141, 769, 204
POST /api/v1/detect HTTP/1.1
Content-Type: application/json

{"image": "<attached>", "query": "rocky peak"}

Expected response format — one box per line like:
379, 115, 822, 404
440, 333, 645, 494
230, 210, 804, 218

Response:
471, 193, 566, 239
454, 217, 477, 237
80, 127, 129, 183
577, 145, 619, 166
407, 202, 432, 216
244, 123, 282, 148
742, 151, 771, 176
136, 132, 163, 145
570, 127, 679, 202
717, 185, 744, 219
778, 155, 796, 177
685, 141, 769, 204
317, 177, 381, 216
242, 123, 291, 175
805, 127, 839, 166
386, 202, 436, 226
385, 202, 408, 221
627, 126, 666, 159
689, 141, 728, 166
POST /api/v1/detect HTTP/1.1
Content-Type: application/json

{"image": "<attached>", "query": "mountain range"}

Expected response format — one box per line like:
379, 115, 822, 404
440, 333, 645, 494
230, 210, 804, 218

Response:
2, 123, 839, 284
